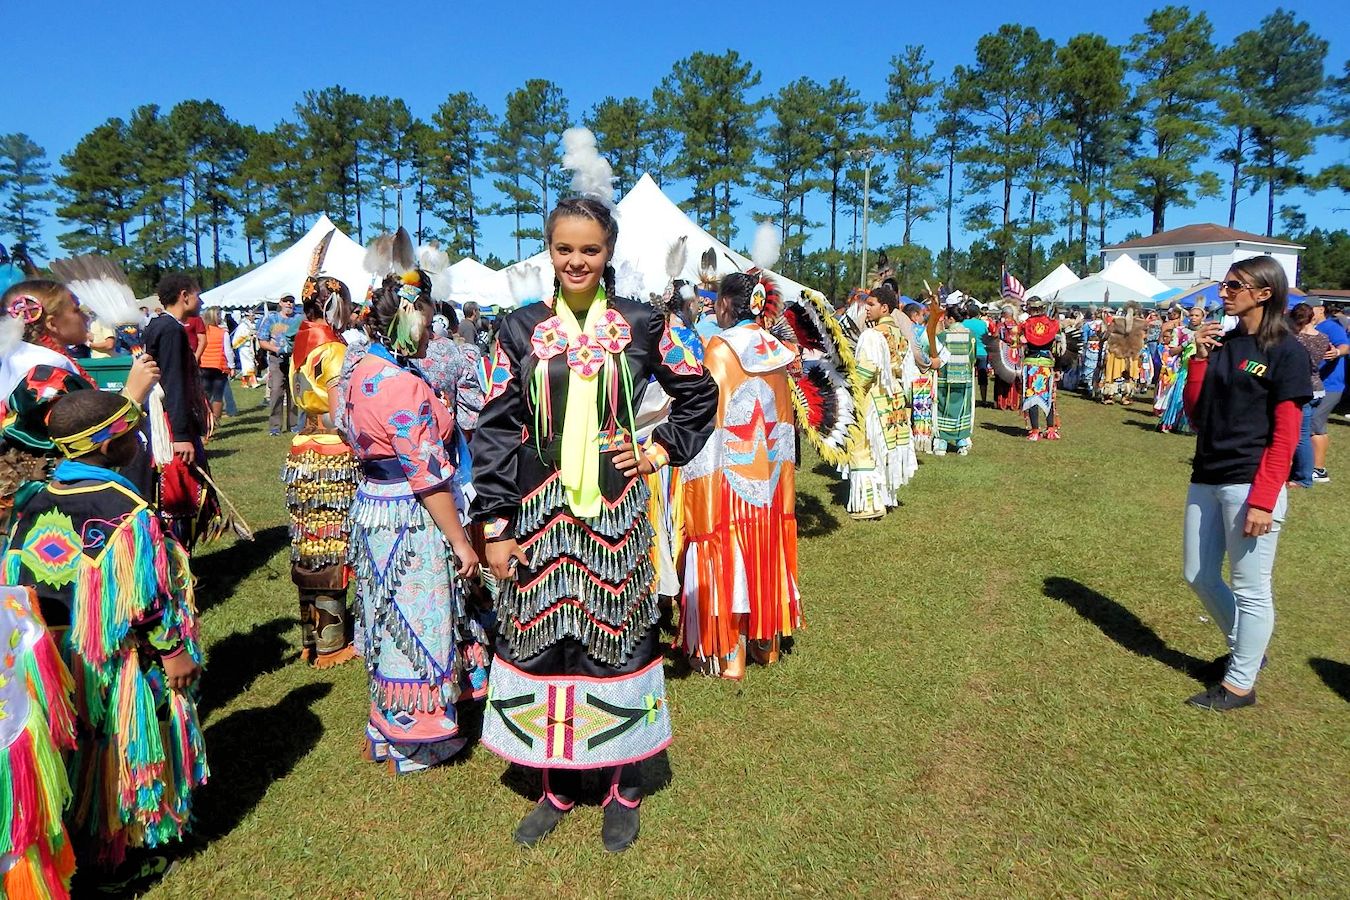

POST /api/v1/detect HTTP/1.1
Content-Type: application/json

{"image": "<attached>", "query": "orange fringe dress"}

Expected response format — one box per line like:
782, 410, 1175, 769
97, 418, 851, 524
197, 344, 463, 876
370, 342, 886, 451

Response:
679, 323, 801, 679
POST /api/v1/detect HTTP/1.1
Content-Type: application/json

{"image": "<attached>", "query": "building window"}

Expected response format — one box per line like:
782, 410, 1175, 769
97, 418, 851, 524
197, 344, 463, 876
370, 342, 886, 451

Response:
1174, 251, 1195, 274
1138, 253, 1157, 275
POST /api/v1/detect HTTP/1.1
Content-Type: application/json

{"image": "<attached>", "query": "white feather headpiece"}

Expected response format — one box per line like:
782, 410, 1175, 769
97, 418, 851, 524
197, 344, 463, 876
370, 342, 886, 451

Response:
562, 128, 615, 208
615, 261, 645, 299
418, 241, 452, 304
750, 222, 781, 272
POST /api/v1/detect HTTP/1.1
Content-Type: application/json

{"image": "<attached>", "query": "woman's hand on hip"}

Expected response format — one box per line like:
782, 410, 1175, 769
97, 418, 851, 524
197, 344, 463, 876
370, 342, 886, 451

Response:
485, 538, 528, 581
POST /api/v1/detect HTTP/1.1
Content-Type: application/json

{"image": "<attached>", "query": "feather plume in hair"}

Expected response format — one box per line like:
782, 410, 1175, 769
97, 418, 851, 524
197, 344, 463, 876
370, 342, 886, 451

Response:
49, 255, 140, 327
562, 127, 615, 207
362, 229, 417, 280
750, 222, 781, 272
665, 236, 689, 283
507, 264, 545, 306
48, 254, 173, 465
308, 229, 335, 278
0, 313, 24, 357
697, 247, 719, 291
418, 240, 452, 304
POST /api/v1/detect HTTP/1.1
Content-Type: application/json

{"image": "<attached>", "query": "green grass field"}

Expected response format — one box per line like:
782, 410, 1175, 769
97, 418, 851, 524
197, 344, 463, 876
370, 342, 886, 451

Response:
140, 387, 1348, 898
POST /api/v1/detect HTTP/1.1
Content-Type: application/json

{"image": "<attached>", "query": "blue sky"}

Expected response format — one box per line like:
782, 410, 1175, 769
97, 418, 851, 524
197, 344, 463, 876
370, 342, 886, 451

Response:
9, 0, 1348, 274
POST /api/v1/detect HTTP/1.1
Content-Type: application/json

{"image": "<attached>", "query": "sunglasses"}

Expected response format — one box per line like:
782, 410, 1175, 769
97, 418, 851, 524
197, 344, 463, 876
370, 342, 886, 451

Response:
1217, 280, 1253, 293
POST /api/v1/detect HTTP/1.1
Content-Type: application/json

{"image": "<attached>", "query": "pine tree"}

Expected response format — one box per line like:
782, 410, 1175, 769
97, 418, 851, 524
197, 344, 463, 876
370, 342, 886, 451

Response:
488, 79, 570, 256
934, 78, 975, 284
876, 46, 942, 280
958, 24, 1057, 269
1237, 10, 1329, 236
1053, 34, 1128, 269
654, 51, 764, 243
755, 78, 829, 270
56, 118, 137, 260
585, 97, 646, 197
1124, 6, 1221, 233
295, 87, 366, 237
818, 78, 867, 299
0, 133, 55, 256
429, 91, 494, 257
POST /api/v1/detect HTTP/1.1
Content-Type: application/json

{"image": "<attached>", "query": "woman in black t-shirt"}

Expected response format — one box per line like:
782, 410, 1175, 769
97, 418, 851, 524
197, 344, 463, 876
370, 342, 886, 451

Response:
1180, 256, 1311, 712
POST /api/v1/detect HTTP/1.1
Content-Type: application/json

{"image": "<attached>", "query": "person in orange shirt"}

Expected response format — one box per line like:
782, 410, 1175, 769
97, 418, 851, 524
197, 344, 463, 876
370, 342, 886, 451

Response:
199, 307, 235, 427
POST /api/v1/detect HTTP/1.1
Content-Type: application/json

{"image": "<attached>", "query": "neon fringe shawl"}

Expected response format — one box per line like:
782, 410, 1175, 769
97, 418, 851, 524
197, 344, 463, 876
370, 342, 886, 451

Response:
0, 588, 77, 899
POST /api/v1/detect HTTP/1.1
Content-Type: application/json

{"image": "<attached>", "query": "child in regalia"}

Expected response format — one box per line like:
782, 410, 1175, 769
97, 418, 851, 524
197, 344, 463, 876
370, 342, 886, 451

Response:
3, 389, 207, 877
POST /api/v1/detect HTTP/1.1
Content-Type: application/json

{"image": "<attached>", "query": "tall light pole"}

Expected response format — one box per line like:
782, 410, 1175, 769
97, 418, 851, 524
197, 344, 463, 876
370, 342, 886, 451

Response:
381, 181, 410, 230
852, 148, 877, 289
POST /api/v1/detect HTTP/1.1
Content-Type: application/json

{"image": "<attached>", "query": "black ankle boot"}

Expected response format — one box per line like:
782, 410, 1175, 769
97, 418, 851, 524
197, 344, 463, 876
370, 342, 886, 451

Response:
513, 799, 569, 847
601, 798, 640, 853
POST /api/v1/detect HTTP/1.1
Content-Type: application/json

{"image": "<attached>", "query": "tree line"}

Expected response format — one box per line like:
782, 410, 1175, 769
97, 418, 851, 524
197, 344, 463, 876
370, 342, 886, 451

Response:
1, 5, 1346, 299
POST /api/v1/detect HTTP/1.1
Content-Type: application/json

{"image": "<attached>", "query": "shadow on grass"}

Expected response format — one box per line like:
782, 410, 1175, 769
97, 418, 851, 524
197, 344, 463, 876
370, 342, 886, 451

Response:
1309, 658, 1350, 703
1042, 576, 1207, 682
810, 461, 851, 507
198, 616, 299, 718
1121, 419, 1162, 432
796, 491, 840, 538
193, 682, 332, 842
96, 682, 337, 895
979, 421, 1028, 438
498, 748, 674, 807
1118, 403, 1158, 417
192, 525, 290, 614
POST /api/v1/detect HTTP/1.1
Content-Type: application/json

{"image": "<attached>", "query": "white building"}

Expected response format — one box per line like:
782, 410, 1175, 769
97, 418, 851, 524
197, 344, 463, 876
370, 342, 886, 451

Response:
1101, 224, 1303, 290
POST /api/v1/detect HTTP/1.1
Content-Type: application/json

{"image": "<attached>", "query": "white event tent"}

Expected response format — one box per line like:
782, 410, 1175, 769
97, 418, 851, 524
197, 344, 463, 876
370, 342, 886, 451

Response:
202, 216, 369, 310
447, 258, 513, 309
1053, 255, 1176, 307
1024, 263, 1080, 299
503, 174, 816, 306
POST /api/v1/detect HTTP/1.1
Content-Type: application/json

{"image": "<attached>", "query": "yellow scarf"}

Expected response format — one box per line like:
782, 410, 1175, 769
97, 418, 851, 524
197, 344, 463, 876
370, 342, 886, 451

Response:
554, 287, 607, 518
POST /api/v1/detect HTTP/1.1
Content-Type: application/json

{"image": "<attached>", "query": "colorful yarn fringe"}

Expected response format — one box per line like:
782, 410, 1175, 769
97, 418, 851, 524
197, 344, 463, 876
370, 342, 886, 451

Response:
1, 588, 77, 899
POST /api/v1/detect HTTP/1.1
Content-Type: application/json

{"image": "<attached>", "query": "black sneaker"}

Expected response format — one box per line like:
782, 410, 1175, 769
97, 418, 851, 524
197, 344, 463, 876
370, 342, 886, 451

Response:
601, 799, 641, 853
1186, 683, 1257, 711
1312, 468, 1330, 484
513, 800, 569, 847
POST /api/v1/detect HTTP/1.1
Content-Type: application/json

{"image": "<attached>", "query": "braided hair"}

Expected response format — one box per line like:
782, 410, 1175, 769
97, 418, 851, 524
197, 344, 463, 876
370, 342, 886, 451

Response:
363, 274, 425, 358
718, 272, 761, 323
301, 275, 351, 330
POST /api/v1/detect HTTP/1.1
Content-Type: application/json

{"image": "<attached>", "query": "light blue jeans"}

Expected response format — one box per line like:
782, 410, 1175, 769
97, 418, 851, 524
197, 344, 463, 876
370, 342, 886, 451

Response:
1182, 483, 1287, 691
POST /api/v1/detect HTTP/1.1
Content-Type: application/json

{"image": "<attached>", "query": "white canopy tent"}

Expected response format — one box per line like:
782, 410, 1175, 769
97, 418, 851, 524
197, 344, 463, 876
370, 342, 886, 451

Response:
1053, 255, 1175, 307
502, 174, 817, 306
1025, 263, 1080, 299
202, 216, 369, 310
447, 258, 513, 309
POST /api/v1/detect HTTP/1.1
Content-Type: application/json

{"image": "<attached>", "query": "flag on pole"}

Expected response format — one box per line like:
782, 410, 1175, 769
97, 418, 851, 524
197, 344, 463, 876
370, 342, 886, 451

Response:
1002, 268, 1026, 300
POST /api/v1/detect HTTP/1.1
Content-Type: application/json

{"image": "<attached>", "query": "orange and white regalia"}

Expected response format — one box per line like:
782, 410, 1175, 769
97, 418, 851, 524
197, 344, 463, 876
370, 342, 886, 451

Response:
679, 322, 801, 679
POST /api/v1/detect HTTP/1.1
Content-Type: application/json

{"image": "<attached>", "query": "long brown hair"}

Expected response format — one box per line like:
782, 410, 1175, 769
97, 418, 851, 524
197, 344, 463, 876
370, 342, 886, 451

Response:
1229, 255, 1290, 351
